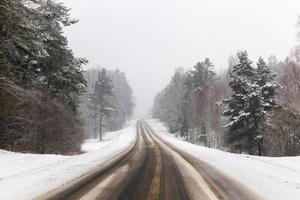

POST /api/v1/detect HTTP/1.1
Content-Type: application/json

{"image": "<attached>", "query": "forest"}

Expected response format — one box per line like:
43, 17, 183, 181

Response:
1, 1, 300, 199
0, 0, 134, 154
153, 18, 300, 156
1, 0, 299, 157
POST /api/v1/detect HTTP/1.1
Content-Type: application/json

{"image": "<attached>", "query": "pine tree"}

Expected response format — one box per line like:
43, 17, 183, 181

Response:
36, 0, 87, 111
89, 69, 113, 141
256, 57, 280, 110
186, 58, 215, 91
254, 57, 281, 155
0, 0, 42, 85
0, 0, 87, 153
224, 52, 280, 155
223, 51, 263, 154
184, 58, 216, 143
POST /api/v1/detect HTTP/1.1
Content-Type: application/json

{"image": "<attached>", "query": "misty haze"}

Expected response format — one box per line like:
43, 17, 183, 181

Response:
0, 0, 300, 200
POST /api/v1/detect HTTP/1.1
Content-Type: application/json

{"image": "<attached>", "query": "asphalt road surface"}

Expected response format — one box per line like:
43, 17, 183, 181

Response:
43, 121, 264, 200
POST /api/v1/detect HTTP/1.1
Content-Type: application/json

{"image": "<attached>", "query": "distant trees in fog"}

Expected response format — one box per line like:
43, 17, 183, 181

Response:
153, 59, 227, 150
88, 69, 113, 141
80, 68, 134, 139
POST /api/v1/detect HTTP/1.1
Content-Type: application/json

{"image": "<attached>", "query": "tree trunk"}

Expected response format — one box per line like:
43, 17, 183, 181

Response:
248, 135, 252, 155
99, 113, 103, 141
257, 140, 262, 156
99, 94, 103, 141
94, 111, 97, 139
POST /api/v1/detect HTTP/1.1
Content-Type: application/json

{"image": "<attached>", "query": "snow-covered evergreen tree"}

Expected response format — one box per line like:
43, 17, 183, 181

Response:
224, 51, 280, 155
224, 51, 262, 154
0, 0, 87, 154
256, 57, 280, 110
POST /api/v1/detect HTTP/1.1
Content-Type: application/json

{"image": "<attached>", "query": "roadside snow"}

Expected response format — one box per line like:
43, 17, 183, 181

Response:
0, 151, 67, 180
0, 121, 136, 200
81, 130, 124, 152
147, 119, 300, 200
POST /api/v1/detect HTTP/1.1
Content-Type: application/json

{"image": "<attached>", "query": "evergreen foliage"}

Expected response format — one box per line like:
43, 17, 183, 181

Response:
223, 51, 280, 155
0, 0, 87, 154
186, 58, 215, 91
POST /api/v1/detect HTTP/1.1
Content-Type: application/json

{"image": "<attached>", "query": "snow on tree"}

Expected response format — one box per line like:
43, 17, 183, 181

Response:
223, 51, 280, 155
256, 57, 281, 110
0, 0, 87, 154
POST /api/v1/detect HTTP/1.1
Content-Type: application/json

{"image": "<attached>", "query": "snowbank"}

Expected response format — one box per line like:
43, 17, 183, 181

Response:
0, 121, 137, 200
81, 128, 128, 152
147, 119, 300, 200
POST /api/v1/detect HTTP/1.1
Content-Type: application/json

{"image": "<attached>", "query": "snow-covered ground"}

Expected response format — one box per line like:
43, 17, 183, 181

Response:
0, 121, 136, 200
81, 128, 126, 152
147, 119, 300, 200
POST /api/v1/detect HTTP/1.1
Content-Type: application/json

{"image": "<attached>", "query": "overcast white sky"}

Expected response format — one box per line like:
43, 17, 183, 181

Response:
61, 0, 300, 118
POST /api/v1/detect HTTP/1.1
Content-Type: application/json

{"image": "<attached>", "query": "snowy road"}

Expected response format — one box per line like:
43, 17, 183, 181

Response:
43, 121, 263, 200
1, 120, 298, 199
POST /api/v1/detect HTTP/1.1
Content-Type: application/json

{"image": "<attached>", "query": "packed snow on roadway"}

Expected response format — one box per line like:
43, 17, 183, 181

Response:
0, 121, 136, 200
147, 119, 300, 200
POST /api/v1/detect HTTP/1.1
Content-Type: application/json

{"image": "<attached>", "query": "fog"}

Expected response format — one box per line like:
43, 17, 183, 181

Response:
61, 0, 300, 118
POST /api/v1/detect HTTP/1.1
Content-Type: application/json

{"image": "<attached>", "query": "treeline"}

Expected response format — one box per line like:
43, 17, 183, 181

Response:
153, 18, 300, 156
0, 0, 87, 154
153, 61, 228, 150
79, 68, 134, 140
